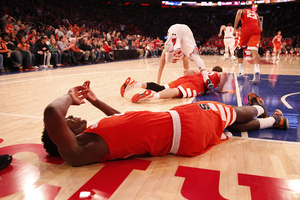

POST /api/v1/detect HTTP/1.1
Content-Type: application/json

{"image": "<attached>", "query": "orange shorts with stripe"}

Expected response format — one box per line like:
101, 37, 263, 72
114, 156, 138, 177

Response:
274, 43, 281, 51
170, 101, 236, 156
240, 30, 261, 51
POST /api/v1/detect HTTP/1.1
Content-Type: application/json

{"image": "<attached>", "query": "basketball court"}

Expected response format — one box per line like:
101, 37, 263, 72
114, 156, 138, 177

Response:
0, 55, 300, 199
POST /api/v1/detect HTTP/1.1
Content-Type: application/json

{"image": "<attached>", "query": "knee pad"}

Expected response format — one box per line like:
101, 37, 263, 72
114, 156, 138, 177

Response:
237, 48, 244, 58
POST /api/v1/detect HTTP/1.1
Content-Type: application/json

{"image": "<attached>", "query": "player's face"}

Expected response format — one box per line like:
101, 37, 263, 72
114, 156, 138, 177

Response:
65, 115, 87, 135
278, 31, 281, 35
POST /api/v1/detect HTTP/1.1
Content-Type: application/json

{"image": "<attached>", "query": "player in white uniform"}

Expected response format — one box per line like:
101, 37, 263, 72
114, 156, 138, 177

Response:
219, 23, 235, 63
164, 24, 213, 90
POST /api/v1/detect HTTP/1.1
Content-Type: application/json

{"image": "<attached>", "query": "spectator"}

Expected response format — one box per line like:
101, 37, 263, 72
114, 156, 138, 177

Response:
45, 26, 54, 39
57, 36, 72, 66
2, 32, 29, 70
10, 32, 18, 46
69, 38, 84, 65
102, 41, 114, 61
66, 19, 85, 36
29, 36, 37, 67
16, 35, 35, 70
66, 27, 73, 39
0, 35, 13, 73
48, 38, 62, 67
2, 15, 16, 35
27, 29, 37, 43
14, 20, 22, 33
55, 26, 64, 38
79, 38, 96, 64
16, 24, 26, 41
91, 38, 101, 62
36, 35, 52, 69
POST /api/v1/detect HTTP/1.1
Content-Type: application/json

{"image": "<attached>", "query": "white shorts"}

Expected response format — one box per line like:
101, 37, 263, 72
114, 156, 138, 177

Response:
224, 38, 235, 50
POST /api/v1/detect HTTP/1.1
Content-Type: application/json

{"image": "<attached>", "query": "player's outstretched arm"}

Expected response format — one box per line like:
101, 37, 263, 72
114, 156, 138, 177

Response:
43, 86, 88, 156
218, 25, 225, 37
217, 72, 229, 92
83, 81, 121, 116
233, 9, 243, 35
157, 50, 166, 84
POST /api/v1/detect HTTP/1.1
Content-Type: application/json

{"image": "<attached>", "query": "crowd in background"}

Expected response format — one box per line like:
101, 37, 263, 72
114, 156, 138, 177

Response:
0, 0, 299, 73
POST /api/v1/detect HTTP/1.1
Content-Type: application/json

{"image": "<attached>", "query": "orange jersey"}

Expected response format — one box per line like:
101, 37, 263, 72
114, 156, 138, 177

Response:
17, 43, 30, 51
5, 24, 14, 34
241, 9, 261, 33
83, 101, 235, 161
166, 71, 220, 97
274, 35, 282, 44
84, 111, 173, 162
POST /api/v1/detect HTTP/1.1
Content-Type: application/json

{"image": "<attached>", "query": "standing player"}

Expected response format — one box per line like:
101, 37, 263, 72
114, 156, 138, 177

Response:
272, 31, 282, 60
218, 23, 235, 63
157, 49, 197, 85
164, 24, 213, 90
233, 7, 263, 85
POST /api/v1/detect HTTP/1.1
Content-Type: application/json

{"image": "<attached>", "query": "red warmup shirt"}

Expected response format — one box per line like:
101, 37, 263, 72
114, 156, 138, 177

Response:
83, 101, 234, 162
103, 45, 112, 53
241, 9, 261, 34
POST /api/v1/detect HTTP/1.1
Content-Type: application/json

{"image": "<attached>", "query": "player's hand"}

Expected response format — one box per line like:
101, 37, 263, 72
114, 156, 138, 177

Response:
233, 29, 236, 36
83, 80, 97, 102
68, 86, 88, 105
218, 34, 222, 38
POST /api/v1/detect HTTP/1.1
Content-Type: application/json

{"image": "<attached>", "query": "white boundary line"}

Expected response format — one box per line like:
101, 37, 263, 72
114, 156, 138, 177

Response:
234, 73, 249, 138
0, 68, 161, 85
281, 92, 300, 109
233, 136, 300, 145
0, 113, 43, 119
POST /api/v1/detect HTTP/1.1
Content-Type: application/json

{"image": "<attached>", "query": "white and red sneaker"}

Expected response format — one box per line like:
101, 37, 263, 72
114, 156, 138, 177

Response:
131, 90, 154, 103
120, 77, 136, 97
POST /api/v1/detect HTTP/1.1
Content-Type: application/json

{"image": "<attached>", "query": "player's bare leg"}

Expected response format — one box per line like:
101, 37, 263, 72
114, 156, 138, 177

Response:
237, 47, 244, 77
251, 49, 260, 85
228, 93, 289, 132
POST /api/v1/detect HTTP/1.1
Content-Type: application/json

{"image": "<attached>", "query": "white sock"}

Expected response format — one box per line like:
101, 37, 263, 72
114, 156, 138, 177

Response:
133, 82, 142, 88
254, 64, 260, 72
257, 117, 275, 129
153, 93, 160, 99
252, 105, 265, 117
190, 53, 205, 69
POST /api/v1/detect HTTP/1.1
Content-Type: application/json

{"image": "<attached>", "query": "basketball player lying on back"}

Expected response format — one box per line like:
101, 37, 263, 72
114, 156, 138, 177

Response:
120, 66, 229, 103
42, 81, 288, 166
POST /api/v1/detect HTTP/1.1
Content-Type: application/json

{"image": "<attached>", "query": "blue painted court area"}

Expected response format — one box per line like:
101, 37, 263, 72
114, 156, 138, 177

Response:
193, 74, 300, 143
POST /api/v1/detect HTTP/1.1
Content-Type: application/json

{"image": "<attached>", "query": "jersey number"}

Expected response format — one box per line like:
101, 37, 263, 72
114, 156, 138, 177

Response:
246, 11, 257, 20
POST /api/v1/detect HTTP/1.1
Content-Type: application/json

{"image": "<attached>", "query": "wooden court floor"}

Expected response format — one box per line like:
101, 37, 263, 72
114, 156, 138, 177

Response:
0, 55, 300, 200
